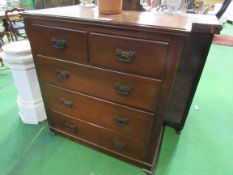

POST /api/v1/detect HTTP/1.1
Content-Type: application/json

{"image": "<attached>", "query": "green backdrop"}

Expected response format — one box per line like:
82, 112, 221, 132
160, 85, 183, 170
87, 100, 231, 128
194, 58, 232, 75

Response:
20, 0, 35, 9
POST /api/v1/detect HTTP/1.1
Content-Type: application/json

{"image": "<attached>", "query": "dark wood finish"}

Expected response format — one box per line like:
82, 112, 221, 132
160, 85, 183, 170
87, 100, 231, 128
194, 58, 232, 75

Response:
44, 84, 154, 141
24, 6, 221, 34
89, 33, 169, 78
165, 33, 214, 131
24, 6, 221, 174
123, 0, 145, 11
28, 24, 88, 63
37, 55, 161, 112
49, 110, 147, 160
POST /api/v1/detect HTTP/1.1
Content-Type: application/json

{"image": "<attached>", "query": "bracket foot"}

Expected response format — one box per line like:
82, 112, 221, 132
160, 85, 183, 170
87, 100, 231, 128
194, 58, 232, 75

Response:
175, 129, 182, 135
143, 169, 153, 175
49, 128, 56, 136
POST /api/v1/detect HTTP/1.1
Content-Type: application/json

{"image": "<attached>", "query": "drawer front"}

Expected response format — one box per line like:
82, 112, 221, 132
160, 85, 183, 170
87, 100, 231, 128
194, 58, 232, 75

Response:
44, 84, 154, 142
89, 33, 169, 78
49, 110, 147, 160
37, 55, 161, 112
29, 24, 88, 62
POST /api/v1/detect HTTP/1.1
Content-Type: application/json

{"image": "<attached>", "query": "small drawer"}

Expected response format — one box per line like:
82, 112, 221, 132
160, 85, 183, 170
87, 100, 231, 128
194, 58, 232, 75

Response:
49, 110, 147, 161
89, 33, 169, 78
37, 55, 161, 112
44, 84, 154, 142
29, 24, 88, 62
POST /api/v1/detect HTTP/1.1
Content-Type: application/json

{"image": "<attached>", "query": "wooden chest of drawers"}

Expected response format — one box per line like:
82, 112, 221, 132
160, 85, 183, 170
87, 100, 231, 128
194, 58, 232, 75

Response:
24, 6, 221, 174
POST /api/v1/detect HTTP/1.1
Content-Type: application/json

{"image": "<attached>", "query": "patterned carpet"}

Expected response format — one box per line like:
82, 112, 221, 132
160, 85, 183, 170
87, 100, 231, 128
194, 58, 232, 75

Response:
212, 34, 233, 46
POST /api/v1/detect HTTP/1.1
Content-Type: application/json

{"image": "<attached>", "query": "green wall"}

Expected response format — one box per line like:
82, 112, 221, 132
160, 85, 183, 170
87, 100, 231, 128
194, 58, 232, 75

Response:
20, 0, 35, 9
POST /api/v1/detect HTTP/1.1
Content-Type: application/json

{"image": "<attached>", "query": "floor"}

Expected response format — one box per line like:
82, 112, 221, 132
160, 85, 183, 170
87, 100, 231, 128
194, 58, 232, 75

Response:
0, 24, 233, 175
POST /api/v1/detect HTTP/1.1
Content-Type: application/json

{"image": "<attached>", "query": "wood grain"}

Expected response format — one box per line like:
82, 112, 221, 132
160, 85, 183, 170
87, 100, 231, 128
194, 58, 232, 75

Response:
49, 110, 148, 161
24, 6, 220, 174
28, 24, 88, 63
44, 84, 154, 142
89, 33, 169, 78
37, 55, 162, 112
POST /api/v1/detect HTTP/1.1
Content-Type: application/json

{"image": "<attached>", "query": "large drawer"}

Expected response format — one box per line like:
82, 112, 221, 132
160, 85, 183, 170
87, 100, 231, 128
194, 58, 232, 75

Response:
49, 110, 147, 161
89, 33, 169, 78
37, 55, 161, 112
44, 84, 154, 142
28, 24, 88, 63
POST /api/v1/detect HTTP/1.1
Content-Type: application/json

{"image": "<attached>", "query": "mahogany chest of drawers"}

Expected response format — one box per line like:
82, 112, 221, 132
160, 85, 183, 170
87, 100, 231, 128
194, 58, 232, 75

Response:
24, 6, 221, 174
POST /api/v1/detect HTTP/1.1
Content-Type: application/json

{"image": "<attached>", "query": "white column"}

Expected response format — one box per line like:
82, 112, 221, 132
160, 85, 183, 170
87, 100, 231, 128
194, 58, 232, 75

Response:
1, 40, 47, 124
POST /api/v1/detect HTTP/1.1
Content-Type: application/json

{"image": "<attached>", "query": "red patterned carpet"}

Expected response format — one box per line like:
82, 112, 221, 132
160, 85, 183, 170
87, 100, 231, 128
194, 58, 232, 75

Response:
212, 34, 233, 47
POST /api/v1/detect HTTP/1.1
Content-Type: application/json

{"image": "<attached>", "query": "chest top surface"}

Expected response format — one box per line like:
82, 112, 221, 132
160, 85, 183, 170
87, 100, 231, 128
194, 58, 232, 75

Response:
24, 5, 221, 34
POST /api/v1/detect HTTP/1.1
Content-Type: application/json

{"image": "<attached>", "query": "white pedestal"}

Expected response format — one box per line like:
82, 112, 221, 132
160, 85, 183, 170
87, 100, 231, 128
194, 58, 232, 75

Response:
1, 40, 47, 124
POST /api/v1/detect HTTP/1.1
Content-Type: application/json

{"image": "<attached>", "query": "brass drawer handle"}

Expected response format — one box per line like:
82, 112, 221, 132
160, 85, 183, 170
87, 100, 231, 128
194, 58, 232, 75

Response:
52, 38, 66, 50
116, 49, 135, 63
56, 69, 70, 80
113, 115, 129, 127
112, 139, 126, 150
60, 98, 73, 108
64, 122, 77, 132
115, 82, 132, 95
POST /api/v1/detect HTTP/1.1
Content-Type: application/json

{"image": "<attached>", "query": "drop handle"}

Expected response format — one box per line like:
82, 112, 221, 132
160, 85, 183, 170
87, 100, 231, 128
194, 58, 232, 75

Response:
56, 69, 70, 80
112, 139, 126, 150
116, 49, 135, 63
114, 82, 132, 95
60, 98, 73, 108
113, 115, 129, 127
64, 122, 77, 132
52, 38, 66, 50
